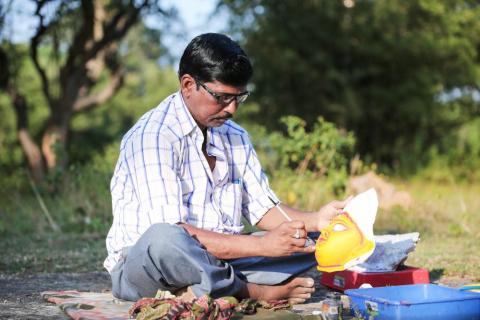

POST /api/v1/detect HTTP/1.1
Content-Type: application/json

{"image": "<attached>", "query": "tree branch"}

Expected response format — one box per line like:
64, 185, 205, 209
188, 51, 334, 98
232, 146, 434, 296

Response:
30, 0, 55, 108
62, 0, 95, 81
85, 1, 148, 62
72, 68, 124, 112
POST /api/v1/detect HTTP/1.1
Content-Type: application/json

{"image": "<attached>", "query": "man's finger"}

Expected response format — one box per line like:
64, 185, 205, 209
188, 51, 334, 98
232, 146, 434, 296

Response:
287, 227, 305, 239
297, 244, 315, 253
330, 200, 346, 209
286, 220, 306, 229
291, 238, 306, 247
343, 195, 353, 205
331, 196, 353, 209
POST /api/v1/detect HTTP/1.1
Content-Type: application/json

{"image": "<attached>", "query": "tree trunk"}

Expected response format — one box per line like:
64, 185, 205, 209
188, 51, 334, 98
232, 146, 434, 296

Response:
41, 100, 71, 172
18, 129, 44, 183
41, 117, 70, 172
8, 85, 46, 183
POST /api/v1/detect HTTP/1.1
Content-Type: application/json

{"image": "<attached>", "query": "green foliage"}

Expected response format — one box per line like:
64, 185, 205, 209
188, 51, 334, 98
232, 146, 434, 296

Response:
0, 43, 49, 170
271, 116, 355, 175
222, 0, 480, 172
414, 116, 480, 182
0, 161, 113, 236
0, 63, 179, 236
0, 0, 175, 180
0, 19, 180, 237
253, 115, 356, 195
270, 170, 345, 211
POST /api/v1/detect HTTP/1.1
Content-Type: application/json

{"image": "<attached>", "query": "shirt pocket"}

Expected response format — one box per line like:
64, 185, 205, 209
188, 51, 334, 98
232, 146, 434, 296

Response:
217, 181, 243, 232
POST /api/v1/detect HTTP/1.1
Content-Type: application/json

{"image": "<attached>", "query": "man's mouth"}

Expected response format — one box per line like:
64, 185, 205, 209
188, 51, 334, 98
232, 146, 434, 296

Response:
211, 112, 233, 124
215, 112, 233, 121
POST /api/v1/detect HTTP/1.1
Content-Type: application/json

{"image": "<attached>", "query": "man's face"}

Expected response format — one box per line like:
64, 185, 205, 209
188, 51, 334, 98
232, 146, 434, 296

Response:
180, 74, 248, 130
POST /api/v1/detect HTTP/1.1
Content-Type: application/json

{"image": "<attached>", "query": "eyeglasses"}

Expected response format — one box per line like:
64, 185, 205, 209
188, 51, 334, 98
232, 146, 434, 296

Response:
196, 80, 249, 106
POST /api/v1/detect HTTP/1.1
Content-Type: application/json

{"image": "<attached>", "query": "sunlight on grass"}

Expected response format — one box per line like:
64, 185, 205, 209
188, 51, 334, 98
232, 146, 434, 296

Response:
402, 180, 480, 280
408, 235, 480, 280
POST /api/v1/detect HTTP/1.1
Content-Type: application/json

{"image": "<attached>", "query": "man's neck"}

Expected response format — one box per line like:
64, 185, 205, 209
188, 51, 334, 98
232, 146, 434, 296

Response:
180, 90, 208, 134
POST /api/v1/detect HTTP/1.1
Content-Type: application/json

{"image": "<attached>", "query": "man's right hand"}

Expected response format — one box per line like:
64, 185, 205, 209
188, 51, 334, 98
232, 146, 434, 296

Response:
259, 221, 316, 257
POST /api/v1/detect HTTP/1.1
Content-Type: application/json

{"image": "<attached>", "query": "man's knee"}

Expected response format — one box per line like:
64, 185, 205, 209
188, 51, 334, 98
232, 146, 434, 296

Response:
141, 223, 190, 251
115, 224, 193, 299
144, 222, 185, 238
132, 223, 200, 265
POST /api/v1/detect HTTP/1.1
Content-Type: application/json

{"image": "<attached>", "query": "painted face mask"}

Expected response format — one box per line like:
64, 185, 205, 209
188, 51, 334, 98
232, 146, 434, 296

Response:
316, 188, 378, 272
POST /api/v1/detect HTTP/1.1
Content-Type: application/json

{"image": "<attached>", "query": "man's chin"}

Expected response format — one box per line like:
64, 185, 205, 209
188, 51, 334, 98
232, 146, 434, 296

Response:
210, 118, 228, 126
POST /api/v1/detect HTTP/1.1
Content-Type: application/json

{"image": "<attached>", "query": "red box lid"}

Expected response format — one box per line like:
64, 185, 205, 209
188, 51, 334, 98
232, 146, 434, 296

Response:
319, 266, 430, 292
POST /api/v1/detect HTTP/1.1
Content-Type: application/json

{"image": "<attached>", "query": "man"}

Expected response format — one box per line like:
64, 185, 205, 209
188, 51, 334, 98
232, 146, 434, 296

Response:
105, 33, 349, 304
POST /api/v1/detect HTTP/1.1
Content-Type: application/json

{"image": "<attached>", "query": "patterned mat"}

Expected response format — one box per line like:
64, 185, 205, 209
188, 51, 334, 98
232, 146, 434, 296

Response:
41, 291, 305, 320
42, 291, 132, 320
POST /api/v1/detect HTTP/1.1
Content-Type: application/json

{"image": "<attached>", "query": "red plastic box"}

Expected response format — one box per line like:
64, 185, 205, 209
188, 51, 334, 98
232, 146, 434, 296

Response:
319, 266, 430, 292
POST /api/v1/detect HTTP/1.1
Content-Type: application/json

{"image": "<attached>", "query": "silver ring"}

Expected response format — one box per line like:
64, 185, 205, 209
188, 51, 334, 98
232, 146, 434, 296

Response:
294, 229, 300, 239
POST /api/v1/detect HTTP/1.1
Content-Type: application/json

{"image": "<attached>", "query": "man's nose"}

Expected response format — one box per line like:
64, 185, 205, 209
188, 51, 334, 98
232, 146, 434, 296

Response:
223, 100, 238, 114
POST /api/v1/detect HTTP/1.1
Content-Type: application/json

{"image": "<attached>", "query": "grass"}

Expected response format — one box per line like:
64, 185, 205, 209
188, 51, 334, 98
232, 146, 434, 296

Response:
409, 235, 480, 280
0, 233, 106, 274
399, 180, 480, 280
0, 169, 479, 282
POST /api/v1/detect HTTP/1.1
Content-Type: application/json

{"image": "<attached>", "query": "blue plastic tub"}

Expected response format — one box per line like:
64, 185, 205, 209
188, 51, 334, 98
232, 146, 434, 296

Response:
345, 284, 480, 320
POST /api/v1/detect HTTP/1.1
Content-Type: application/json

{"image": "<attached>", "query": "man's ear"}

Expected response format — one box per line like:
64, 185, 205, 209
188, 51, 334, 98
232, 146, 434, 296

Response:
180, 74, 197, 99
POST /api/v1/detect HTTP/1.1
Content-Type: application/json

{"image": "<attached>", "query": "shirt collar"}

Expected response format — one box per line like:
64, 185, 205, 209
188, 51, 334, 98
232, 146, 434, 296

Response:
207, 126, 226, 156
174, 91, 198, 137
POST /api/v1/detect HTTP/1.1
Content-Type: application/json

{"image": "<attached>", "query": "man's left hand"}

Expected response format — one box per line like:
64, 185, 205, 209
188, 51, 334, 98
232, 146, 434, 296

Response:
315, 196, 353, 230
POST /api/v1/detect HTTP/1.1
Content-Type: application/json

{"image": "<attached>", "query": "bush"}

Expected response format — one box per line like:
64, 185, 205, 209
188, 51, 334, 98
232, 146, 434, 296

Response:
264, 115, 355, 195
417, 117, 480, 183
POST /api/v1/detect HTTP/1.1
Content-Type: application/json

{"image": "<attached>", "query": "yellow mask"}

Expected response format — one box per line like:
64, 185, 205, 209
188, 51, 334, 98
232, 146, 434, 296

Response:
315, 213, 375, 272
315, 188, 378, 272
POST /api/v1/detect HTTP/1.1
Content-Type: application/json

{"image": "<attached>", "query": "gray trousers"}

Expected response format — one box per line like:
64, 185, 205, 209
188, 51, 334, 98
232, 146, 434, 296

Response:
110, 223, 317, 301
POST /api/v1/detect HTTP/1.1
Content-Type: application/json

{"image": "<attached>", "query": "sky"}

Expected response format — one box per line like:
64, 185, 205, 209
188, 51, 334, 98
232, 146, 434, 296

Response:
157, 0, 230, 62
4, 0, 229, 63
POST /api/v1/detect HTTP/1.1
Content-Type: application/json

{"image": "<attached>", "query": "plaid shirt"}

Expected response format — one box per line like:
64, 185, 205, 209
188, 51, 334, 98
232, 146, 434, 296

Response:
104, 92, 279, 272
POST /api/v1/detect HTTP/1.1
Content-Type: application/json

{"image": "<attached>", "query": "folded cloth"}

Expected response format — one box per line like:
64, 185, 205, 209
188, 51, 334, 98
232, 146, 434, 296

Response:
129, 295, 238, 320
349, 232, 420, 272
129, 295, 291, 320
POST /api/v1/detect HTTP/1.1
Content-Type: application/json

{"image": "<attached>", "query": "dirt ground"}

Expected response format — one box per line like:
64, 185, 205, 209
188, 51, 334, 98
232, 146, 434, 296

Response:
0, 270, 331, 320
0, 272, 111, 319
0, 270, 473, 320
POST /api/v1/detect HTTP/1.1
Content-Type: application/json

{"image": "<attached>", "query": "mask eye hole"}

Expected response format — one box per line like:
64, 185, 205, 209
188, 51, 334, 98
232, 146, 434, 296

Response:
333, 223, 347, 232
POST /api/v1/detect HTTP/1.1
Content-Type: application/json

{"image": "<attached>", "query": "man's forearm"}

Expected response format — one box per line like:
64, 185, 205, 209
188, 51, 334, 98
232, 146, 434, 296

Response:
279, 205, 332, 230
257, 205, 324, 232
179, 223, 265, 259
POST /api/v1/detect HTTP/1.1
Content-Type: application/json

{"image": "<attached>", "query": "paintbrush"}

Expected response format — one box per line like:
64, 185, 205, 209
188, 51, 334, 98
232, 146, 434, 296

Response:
268, 196, 316, 246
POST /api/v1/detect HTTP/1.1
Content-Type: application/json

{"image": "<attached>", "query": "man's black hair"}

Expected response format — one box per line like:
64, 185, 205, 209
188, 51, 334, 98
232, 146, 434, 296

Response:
178, 33, 253, 87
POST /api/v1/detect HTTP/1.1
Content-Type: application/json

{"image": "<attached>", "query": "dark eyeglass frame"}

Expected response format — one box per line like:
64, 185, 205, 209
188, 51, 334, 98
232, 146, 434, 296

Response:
195, 79, 249, 106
